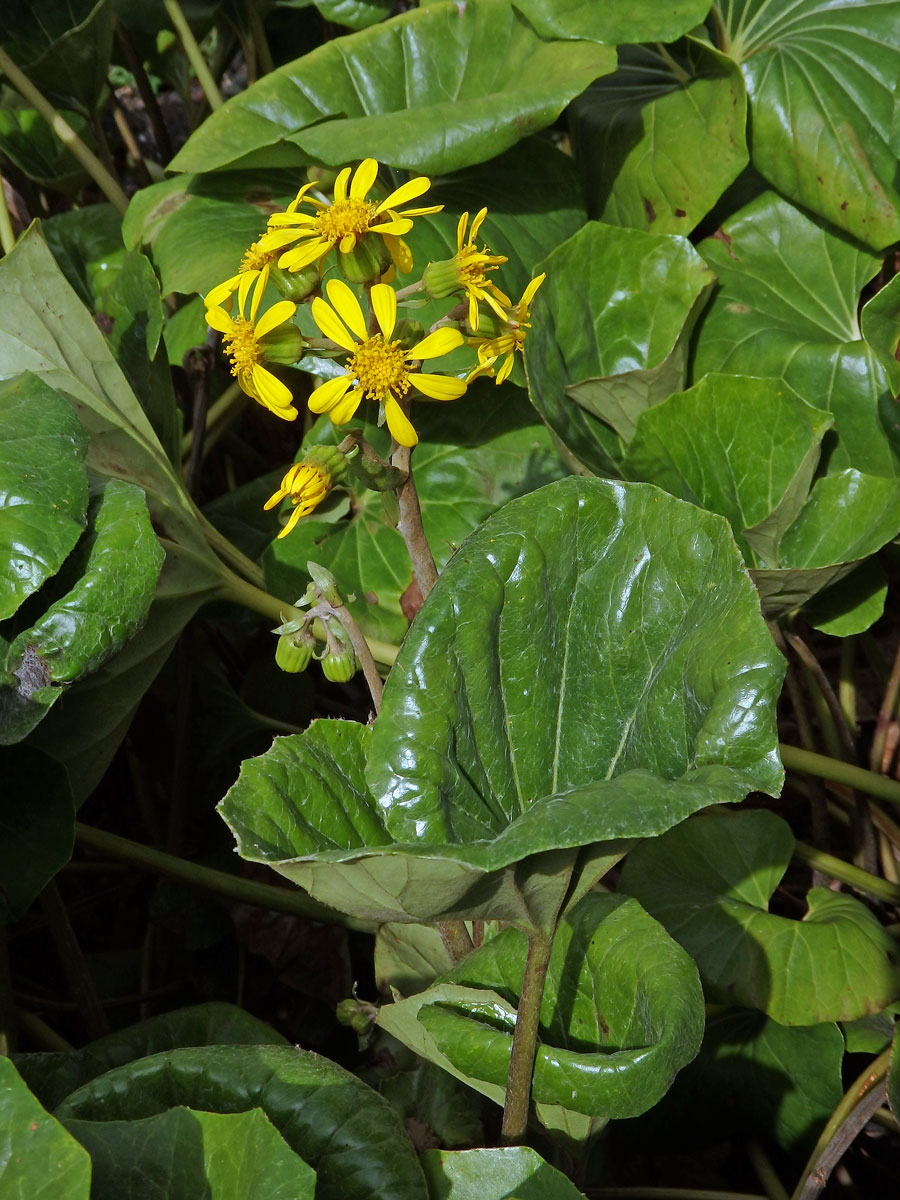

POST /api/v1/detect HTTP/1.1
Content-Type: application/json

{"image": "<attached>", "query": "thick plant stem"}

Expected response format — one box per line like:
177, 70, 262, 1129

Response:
163, 0, 224, 110
437, 920, 475, 965
0, 47, 129, 215
333, 602, 384, 713
392, 441, 438, 600
0, 168, 15, 254
781, 743, 900, 809
16, 1010, 73, 1052
75, 823, 375, 930
501, 931, 553, 1142
871, 636, 900, 772
793, 840, 900, 905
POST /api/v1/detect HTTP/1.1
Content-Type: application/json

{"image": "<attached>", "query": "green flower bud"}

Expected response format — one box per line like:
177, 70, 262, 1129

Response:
270, 262, 320, 303
336, 997, 377, 1036
422, 257, 461, 301
304, 444, 350, 486
275, 627, 315, 673
321, 644, 357, 683
392, 318, 425, 351
259, 321, 305, 366
307, 560, 343, 608
337, 235, 391, 285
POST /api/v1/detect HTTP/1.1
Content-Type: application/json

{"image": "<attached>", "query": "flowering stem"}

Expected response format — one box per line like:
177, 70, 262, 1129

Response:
392, 439, 438, 599
0, 168, 15, 254
331, 601, 384, 714
0, 45, 129, 216
163, 0, 224, 110
501, 930, 553, 1142
781, 743, 900, 809
394, 281, 425, 302
792, 841, 900, 905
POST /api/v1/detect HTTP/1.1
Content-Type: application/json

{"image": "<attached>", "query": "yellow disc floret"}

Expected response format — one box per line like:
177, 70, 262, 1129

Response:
349, 336, 411, 402
315, 198, 380, 246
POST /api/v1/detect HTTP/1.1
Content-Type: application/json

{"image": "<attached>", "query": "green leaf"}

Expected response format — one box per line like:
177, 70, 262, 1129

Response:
713, 0, 900, 248
224, 479, 784, 927
0, 374, 89, 620
55, 1044, 427, 1200
265, 388, 568, 643
65, 1107, 316, 1200
311, 0, 392, 30
378, 894, 704, 1121
803, 559, 888, 638
0, 1057, 90, 1199
380, 1063, 483, 1150
14, 1002, 288, 1111
525, 222, 714, 474
0, 108, 89, 193
692, 192, 900, 478
375, 923, 453, 997
888, 1020, 900, 1122
43, 204, 125, 310
0, 746, 74, 922
2, 0, 113, 117
1, 480, 164, 743
421, 1146, 584, 1199
624, 1010, 844, 1156
861, 267, 900, 395
512, 0, 711, 43
169, 0, 615, 176
570, 37, 748, 234
619, 809, 900, 1024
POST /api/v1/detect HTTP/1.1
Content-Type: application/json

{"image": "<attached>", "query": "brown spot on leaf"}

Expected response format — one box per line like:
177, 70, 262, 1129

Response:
364, 591, 379, 606
401, 577, 423, 622
598, 1015, 610, 1037
405, 1118, 439, 1153
642, 196, 656, 223
712, 227, 738, 260
14, 645, 52, 698
674, 208, 686, 218
94, 312, 114, 334
841, 201, 848, 211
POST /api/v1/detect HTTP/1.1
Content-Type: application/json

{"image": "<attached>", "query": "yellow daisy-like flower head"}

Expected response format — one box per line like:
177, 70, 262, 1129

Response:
264, 461, 331, 538
466, 272, 547, 386
260, 159, 442, 278
204, 237, 282, 311
308, 278, 467, 447
422, 208, 510, 331
206, 279, 300, 420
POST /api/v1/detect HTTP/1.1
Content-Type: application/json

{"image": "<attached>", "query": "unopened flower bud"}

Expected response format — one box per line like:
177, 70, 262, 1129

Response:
321, 644, 358, 683
258, 320, 305, 366
422, 257, 461, 301
270, 262, 320, 302
275, 626, 315, 673
337, 236, 391, 285
392, 318, 426, 351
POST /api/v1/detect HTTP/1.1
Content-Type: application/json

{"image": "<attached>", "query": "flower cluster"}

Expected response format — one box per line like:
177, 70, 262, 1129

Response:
203, 157, 545, 541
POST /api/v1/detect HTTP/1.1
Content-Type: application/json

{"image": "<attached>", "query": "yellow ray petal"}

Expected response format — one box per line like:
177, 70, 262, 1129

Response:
325, 278, 368, 342
279, 238, 330, 272
333, 166, 352, 203
375, 176, 431, 214
237, 270, 258, 315
350, 158, 379, 199
383, 395, 418, 446
252, 364, 296, 414
521, 273, 546, 308
469, 207, 488, 241
263, 488, 287, 511
308, 372, 354, 413
205, 305, 234, 335
330, 387, 364, 425
496, 352, 516, 384
371, 217, 414, 236
256, 300, 297, 339
266, 211, 318, 228
456, 212, 469, 252
339, 233, 357, 254
370, 283, 397, 339
311, 295, 358, 352
383, 234, 413, 275
205, 274, 240, 308
409, 326, 464, 360
413, 372, 467, 401
278, 504, 307, 538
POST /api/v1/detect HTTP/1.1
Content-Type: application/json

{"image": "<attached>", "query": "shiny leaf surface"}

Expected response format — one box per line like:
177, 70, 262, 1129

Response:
620, 809, 900, 1024
3, 0, 113, 117
513, 0, 711, 43
421, 1146, 583, 1199
0, 1058, 90, 1199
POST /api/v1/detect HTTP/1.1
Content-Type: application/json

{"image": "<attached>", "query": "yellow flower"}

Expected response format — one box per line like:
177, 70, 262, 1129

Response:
264, 461, 331, 538
204, 238, 281, 310
206, 280, 299, 420
260, 159, 441, 277
309, 278, 467, 447
466, 273, 546, 385
451, 208, 510, 330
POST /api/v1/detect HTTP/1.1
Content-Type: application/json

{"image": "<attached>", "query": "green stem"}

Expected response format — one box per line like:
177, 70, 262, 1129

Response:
501, 931, 553, 1142
392, 439, 438, 600
194, 508, 266, 589
220, 568, 399, 668
75, 823, 376, 930
163, 0, 224, 110
655, 41, 691, 84
0, 45, 129, 215
839, 638, 857, 734
437, 920, 475, 965
0, 167, 15, 254
245, 0, 274, 75
333, 602, 384, 713
871, 637, 900, 773
16, 1010, 74, 1052
747, 1140, 789, 1200
181, 381, 244, 459
781, 743, 900, 809
792, 841, 900, 905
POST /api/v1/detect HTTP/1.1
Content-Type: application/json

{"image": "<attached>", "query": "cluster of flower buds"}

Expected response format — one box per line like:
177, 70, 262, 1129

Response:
272, 562, 359, 682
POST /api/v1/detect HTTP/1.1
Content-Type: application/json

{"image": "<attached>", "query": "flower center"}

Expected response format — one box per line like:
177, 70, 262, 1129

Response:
222, 317, 261, 376
349, 335, 410, 401
457, 243, 503, 287
315, 198, 379, 242
241, 242, 279, 273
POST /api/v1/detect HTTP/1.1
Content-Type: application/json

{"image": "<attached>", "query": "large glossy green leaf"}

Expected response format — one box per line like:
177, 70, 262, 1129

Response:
421, 1146, 583, 1199
619, 809, 900, 1025
0, 374, 89, 620
169, 0, 615, 176
224, 479, 784, 926
43, 204, 125, 310
570, 37, 748, 234
692, 192, 900, 478
14, 1003, 287, 1111
0, 108, 89, 193
712, 0, 900, 248
266, 389, 568, 643
0, 747, 74, 922
65, 1107, 316, 1200
379, 894, 704, 1122
3, 0, 113, 117
0, 1057, 90, 1199
513, 0, 711, 43
55, 1045, 427, 1200
627, 1010, 843, 1157
525, 223, 714, 474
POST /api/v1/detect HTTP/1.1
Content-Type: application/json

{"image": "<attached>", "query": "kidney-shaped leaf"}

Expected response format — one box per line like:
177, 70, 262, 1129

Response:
421, 1145, 583, 1199
619, 809, 900, 1025
378, 893, 704, 1121
223, 479, 784, 927
170, 0, 615, 176
692, 192, 900, 479
0, 373, 89, 620
513, 0, 710, 43
715, 0, 900, 248
55, 1044, 426, 1200
525, 223, 714, 474
65, 1107, 315, 1200
0, 1057, 90, 1200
